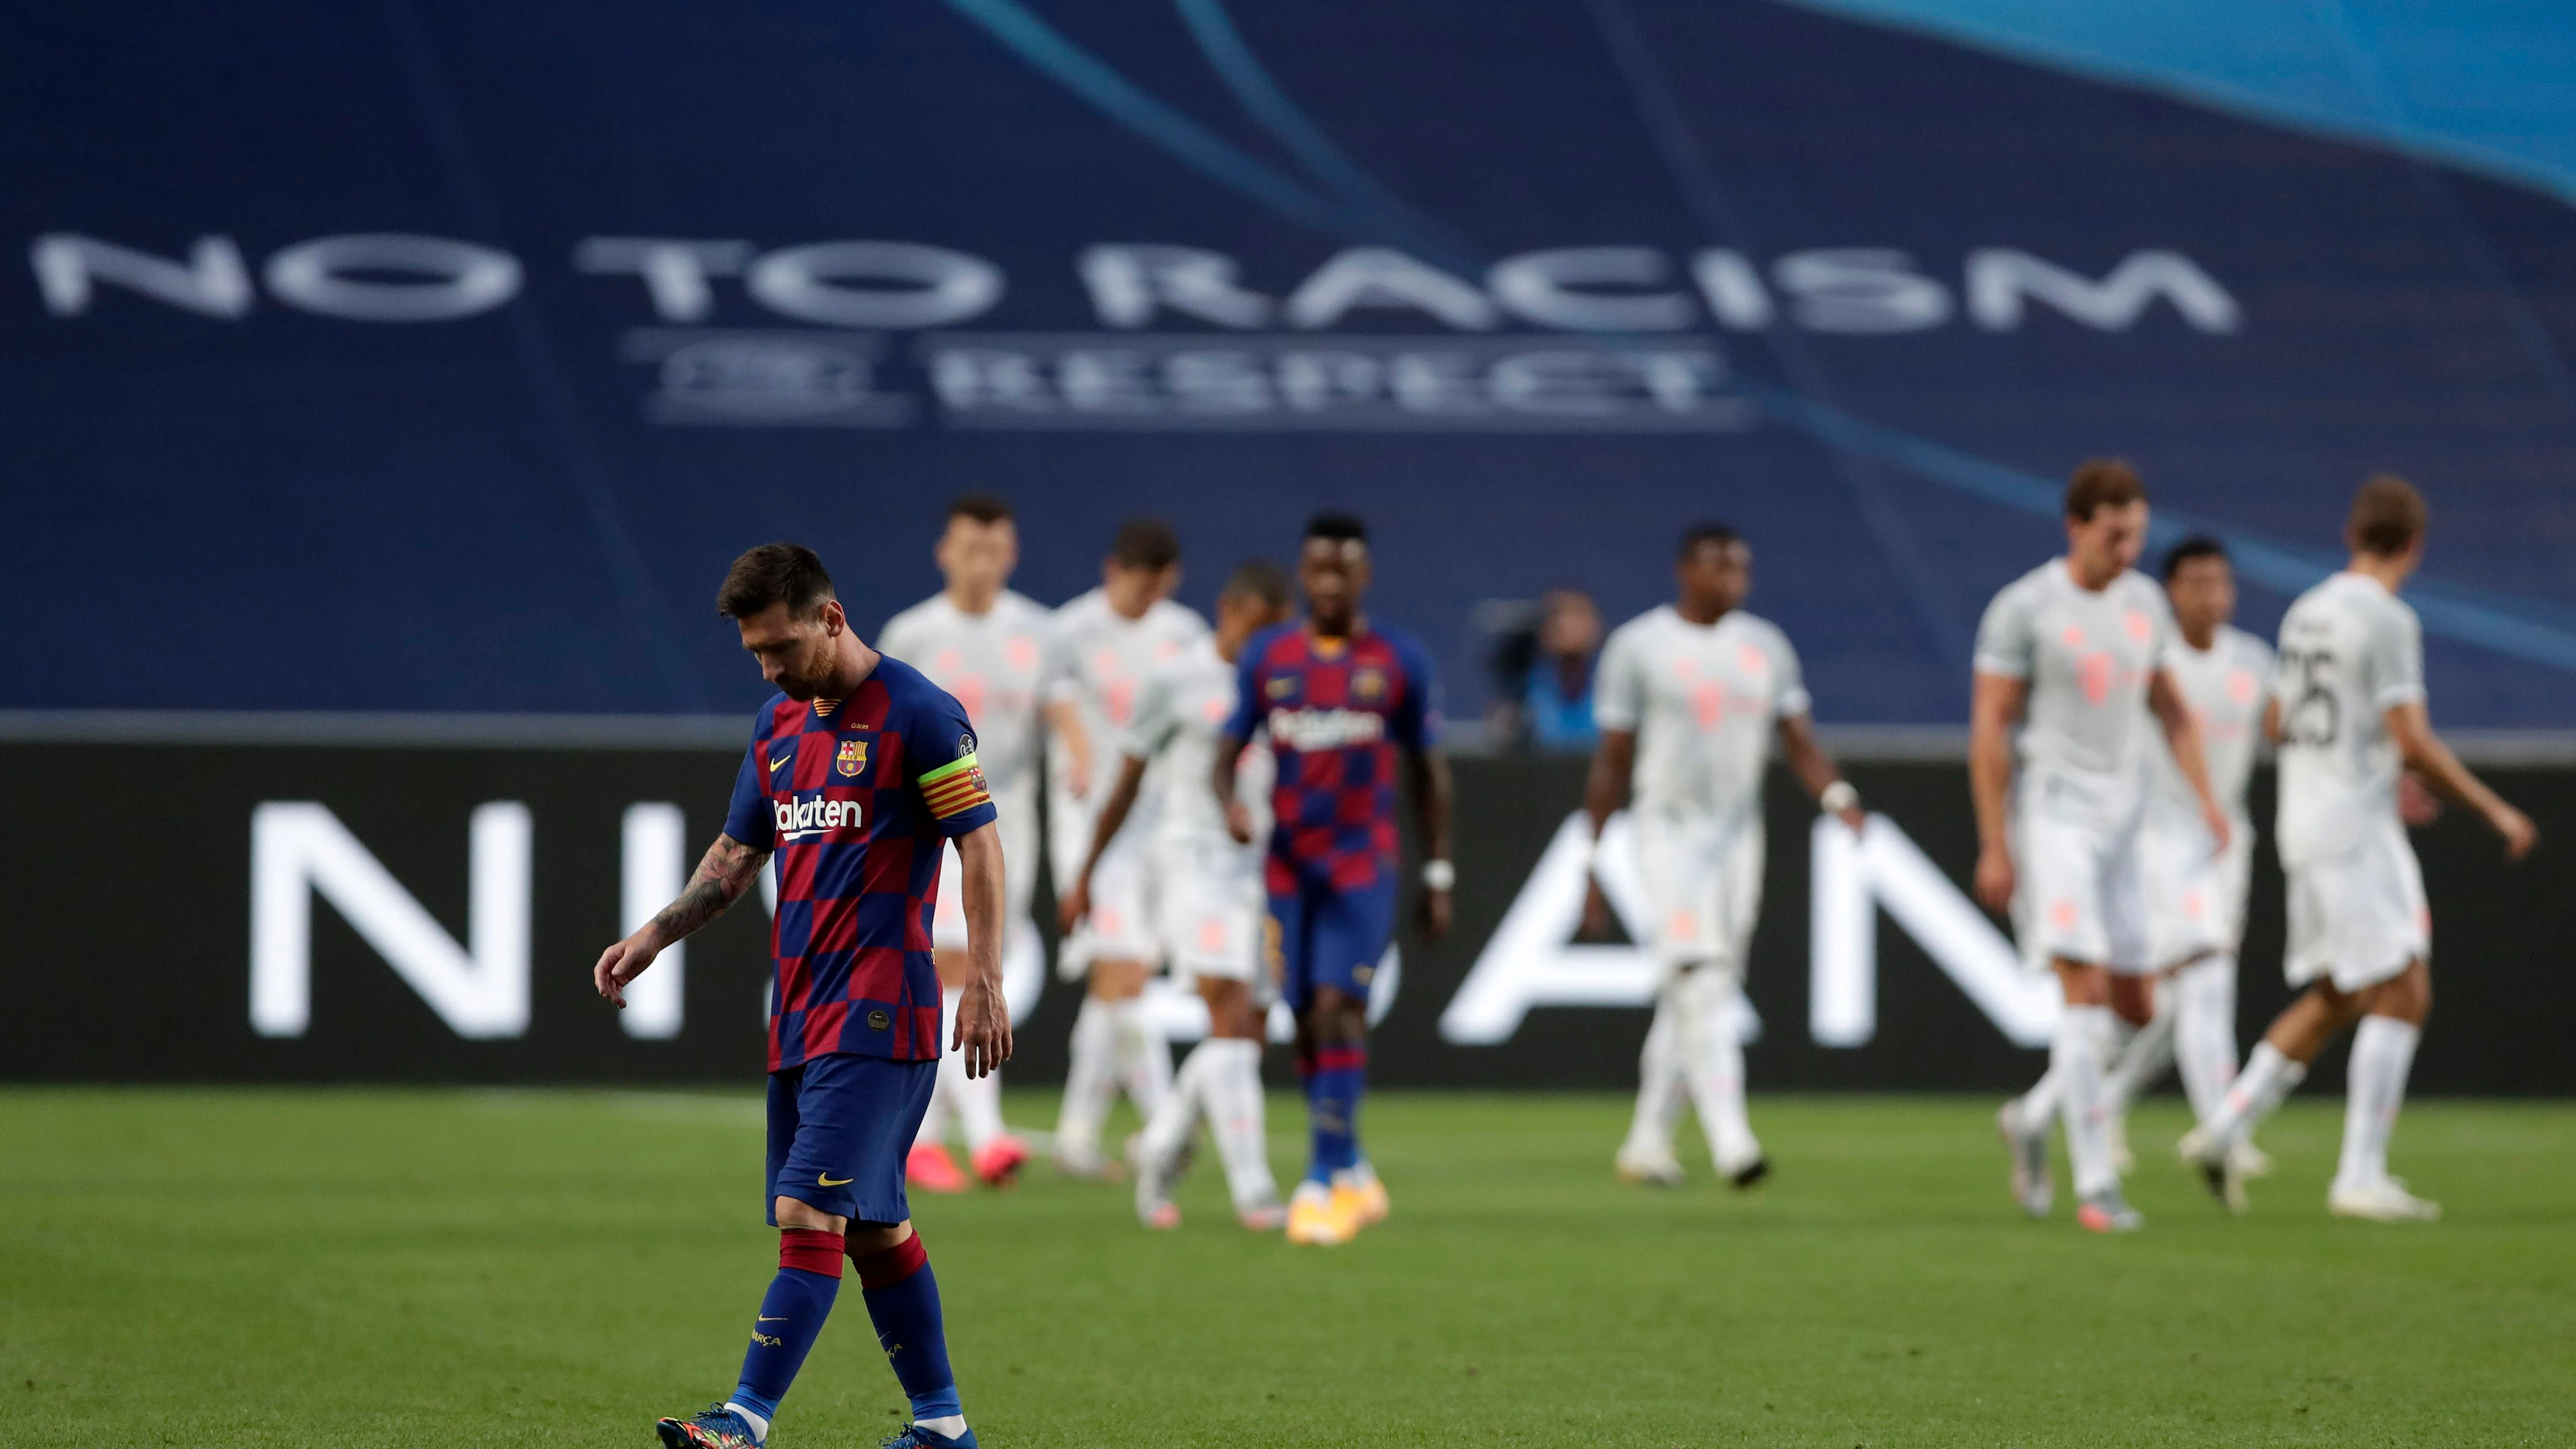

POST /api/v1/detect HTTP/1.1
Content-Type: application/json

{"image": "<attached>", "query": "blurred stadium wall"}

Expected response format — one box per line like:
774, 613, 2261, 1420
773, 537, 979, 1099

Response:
7, 2, 2573, 1086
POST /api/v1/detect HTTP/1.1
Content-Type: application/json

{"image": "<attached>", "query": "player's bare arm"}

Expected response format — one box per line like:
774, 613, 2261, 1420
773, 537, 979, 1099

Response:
593, 832, 769, 1007
1060, 753, 1151, 931
1579, 727, 1637, 938
2386, 701, 2538, 860
2147, 667, 2232, 853
1968, 670, 2026, 912
1407, 742, 1453, 942
1045, 697, 1094, 799
1777, 713, 1866, 832
951, 820, 1015, 1075
1213, 732, 1254, 842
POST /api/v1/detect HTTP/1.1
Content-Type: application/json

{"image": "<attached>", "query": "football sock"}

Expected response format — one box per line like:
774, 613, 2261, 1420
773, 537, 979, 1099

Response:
2013, 1062, 2061, 1130
1622, 998, 1683, 1160
936, 989, 1008, 1153
2055, 1005, 2118, 1198
1109, 995, 1173, 1117
851, 1233, 963, 1431
731, 1229, 844, 1429
1201, 1037, 1279, 1209
1304, 1041, 1365, 1184
2171, 955, 2240, 1125
720, 1403, 770, 1443
1677, 970, 1759, 1171
2102, 985, 2175, 1115
2337, 1015, 2420, 1191
1139, 1041, 1210, 1170
2211, 1041, 2306, 1147
1055, 996, 1116, 1161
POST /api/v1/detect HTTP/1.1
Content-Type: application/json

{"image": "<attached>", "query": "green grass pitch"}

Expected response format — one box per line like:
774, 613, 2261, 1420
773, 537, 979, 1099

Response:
5, 1089, 2571, 1447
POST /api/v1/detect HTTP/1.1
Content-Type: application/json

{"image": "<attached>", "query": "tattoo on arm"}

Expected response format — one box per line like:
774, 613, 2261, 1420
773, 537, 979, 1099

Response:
648, 834, 769, 944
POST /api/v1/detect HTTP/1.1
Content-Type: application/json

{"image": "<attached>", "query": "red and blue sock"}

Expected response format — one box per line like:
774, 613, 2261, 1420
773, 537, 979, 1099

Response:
851, 1231, 962, 1425
729, 1228, 845, 1431
1302, 1042, 1367, 1184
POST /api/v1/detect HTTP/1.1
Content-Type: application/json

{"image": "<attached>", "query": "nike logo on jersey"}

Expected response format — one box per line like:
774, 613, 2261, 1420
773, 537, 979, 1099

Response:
769, 752, 792, 772
817, 1173, 853, 1187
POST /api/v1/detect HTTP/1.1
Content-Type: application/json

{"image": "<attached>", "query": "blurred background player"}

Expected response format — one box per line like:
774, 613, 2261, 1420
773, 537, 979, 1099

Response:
1064, 560, 1296, 1230
2094, 537, 2275, 1179
593, 544, 1009, 1449
1973, 460, 2232, 1233
2183, 477, 2537, 1220
1044, 518, 1209, 1176
880, 493, 1047, 1193
1217, 511, 1452, 1246
1583, 524, 1864, 1189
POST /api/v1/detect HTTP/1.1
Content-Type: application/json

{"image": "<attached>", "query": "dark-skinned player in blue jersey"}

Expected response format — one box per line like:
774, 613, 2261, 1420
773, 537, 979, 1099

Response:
1213, 512, 1453, 1246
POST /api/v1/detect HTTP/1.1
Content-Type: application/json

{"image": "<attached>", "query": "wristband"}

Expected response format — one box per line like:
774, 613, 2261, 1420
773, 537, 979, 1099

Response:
1421, 859, 1456, 891
1819, 780, 1860, 815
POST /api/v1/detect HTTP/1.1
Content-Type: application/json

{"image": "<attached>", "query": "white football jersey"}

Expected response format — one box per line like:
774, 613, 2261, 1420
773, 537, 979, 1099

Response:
2148, 623, 2275, 829
1973, 560, 2178, 830
2274, 572, 2424, 868
1044, 588, 1211, 821
1593, 605, 1811, 824
877, 589, 1052, 794
1120, 635, 1273, 863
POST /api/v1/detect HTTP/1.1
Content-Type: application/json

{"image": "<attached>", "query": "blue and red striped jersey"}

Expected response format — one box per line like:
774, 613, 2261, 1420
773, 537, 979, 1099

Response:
1224, 623, 1440, 892
723, 654, 997, 1071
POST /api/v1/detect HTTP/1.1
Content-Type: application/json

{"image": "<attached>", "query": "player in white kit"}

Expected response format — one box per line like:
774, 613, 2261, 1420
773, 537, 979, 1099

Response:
1043, 519, 1212, 1176
1974, 460, 2232, 1233
2182, 477, 2536, 1220
1582, 525, 1866, 1189
880, 493, 1047, 1193
2094, 537, 2277, 1177
1062, 561, 1295, 1230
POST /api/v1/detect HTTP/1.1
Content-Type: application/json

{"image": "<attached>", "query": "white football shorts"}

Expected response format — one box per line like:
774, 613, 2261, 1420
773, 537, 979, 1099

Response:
1154, 837, 1266, 987
1631, 811, 1766, 980
2138, 812, 2252, 971
932, 782, 1037, 952
2010, 804, 2150, 974
2284, 818, 2429, 993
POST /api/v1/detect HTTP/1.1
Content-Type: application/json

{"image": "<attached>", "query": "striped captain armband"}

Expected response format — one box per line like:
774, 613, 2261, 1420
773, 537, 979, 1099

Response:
918, 751, 993, 821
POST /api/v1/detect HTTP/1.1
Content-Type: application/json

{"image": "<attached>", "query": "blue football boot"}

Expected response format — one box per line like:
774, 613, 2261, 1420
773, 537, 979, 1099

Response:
656, 1404, 761, 1449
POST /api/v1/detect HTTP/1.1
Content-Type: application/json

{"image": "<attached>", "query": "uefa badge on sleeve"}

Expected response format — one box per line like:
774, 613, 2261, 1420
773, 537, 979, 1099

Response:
836, 738, 867, 778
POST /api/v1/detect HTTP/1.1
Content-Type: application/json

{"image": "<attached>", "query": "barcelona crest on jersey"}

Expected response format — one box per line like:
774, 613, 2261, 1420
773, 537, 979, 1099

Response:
836, 738, 868, 777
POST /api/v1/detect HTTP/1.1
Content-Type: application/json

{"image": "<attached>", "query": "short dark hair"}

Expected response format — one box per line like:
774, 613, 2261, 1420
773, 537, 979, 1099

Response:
947, 491, 1012, 526
2349, 474, 2427, 556
2161, 534, 2230, 582
1222, 558, 1292, 610
1110, 516, 1181, 571
2065, 458, 2146, 521
717, 542, 836, 619
1678, 522, 1742, 561
1305, 511, 1368, 544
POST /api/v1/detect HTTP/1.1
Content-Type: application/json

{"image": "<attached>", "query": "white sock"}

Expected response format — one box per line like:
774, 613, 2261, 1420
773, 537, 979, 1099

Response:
1109, 995, 1173, 1117
2211, 1041, 2305, 1147
1055, 996, 1118, 1159
913, 1413, 967, 1439
2337, 1015, 2421, 1192
2102, 991, 2174, 1115
2014, 1059, 2061, 1129
917, 1016, 956, 1149
1140, 1041, 1209, 1167
722, 1403, 770, 1442
2171, 956, 2239, 1126
1621, 998, 1684, 1159
2055, 1005, 2117, 1199
932, 987, 1003, 1152
1201, 1038, 1279, 1208
1675, 969, 1759, 1173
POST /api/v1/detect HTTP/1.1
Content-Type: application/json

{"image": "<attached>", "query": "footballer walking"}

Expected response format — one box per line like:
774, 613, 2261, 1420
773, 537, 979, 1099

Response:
1215, 513, 1451, 1246
2181, 477, 2536, 1219
1974, 460, 2232, 1233
593, 544, 1010, 1449
1584, 524, 1865, 1189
